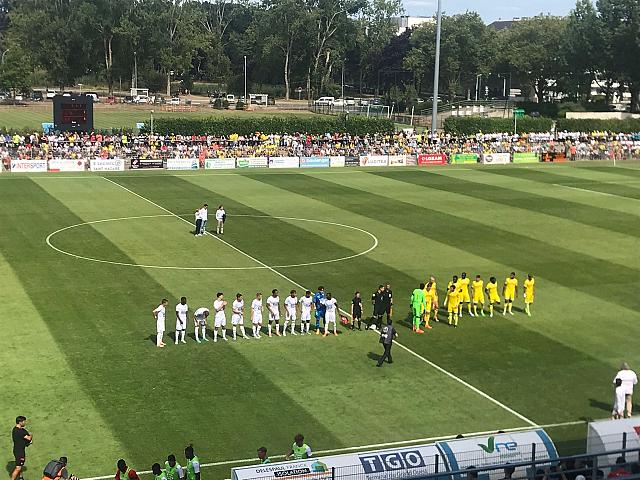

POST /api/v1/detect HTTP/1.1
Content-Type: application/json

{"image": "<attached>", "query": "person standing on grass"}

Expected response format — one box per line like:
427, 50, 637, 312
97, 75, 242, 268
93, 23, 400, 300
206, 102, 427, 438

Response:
313, 286, 326, 334
351, 291, 362, 330
286, 434, 312, 460
369, 285, 384, 330
11, 416, 32, 480
215, 205, 225, 235
115, 460, 139, 480
175, 297, 188, 345
300, 290, 314, 335
231, 293, 249, 341
153, 299, 168, 348
193, 307, 210, 343
523, 274, 535, 317
266, 289, 281, 337
198, 204, 208, 236
502, 272, 518, 316
384, 283, 394, 321
194, 208, 202, 237
283, 290, 299, 336
164, 455, 184, 480
213, 292, 228, 343
410, 283, 426, 334
184, 446, 200, 480
257, 447, 271, 465
251, 292, 264, 339
377, 319, 397, 367
614, 362, 638, 418
323, 293, 338, 337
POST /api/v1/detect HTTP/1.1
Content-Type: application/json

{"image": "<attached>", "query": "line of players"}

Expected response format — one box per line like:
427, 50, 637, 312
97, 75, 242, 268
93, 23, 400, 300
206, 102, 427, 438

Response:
410, 272, 536, 333
152, 287, 343, 347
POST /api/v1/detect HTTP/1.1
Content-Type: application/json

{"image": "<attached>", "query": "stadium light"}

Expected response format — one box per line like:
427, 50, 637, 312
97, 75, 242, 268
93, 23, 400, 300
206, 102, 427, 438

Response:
430, 0, 442, 136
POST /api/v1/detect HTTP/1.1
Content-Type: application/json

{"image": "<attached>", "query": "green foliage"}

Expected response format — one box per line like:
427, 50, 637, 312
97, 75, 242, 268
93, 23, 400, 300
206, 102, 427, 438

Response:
146, 115, 394, 135
444, 116, 553, 135
555, 118, 640, 133
235, 100, 245, 110
211, 98, 230, 109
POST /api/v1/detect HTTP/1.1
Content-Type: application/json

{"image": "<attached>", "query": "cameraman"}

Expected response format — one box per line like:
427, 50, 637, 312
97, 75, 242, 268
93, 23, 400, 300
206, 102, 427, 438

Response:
42, 457, 78, 480
11, 416, 32, 480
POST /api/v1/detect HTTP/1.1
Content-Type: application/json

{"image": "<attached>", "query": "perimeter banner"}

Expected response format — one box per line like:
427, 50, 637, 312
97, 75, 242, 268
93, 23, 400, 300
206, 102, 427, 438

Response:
48, 159, 86, 172
417, 154, 447, 165
166, 158, 199, 170
512, 153, 539, 164
359, 155, 388, 166
10, 160, 48, 172
388, 155, 407, 166
482, 153, 510, 165
204, 158, 236, 170
269, 157, 300, 168
300, 156, 330, 168
90, 159, 125, 172
451, 153, 478, 164
131, 159, 164, 169
237, 157, 268, 168
330, 156, 346, 167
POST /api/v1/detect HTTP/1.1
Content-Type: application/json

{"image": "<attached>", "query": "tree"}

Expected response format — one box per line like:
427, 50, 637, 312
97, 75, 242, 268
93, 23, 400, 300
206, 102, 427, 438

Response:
0, 46, 30, 93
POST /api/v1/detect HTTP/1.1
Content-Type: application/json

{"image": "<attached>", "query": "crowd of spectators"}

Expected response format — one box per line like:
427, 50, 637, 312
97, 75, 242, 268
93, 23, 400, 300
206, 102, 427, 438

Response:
2, 130, 640, 165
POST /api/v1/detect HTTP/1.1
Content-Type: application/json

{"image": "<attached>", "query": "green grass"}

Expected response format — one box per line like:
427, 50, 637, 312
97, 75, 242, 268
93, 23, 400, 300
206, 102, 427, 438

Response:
0, 104, 315, 131
1, 161, 640, 479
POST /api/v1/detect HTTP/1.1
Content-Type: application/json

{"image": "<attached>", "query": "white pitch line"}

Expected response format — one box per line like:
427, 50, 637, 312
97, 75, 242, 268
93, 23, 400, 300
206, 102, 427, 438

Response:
80, 420, 585, 480
552, 183, 638, 199
101, 177, 538, 432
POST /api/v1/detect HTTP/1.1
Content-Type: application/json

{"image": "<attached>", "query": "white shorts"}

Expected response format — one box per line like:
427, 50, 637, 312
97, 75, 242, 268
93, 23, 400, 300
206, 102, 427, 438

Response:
157, 319, 166, 332
285, 309, 297, 321
325, 313, 336, 324
252, 313, 263, 325
196, 317, 207, 326
176, 318, 187, 331
301, 310, 311, 321
232, 314, 243, 326
214, 313, 227, 328
269, 310, 280, 322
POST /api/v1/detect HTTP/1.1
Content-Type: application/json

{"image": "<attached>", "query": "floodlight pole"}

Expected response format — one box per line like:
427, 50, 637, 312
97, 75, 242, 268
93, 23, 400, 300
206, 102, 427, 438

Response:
430, 0, 442, 136
244, 55, 247, 107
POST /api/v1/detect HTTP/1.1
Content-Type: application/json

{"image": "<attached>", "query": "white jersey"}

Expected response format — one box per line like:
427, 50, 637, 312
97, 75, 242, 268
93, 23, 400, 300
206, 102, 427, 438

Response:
194, 307, 209, 325
267, 295, 280, 321
300, 296, 313, 321
154, 304, 166, 332
232, 299, 244, 325
251, 299, 263, 323
199, 207, 208, 221
175, 303, 188, 330
215, 208, 225, 221
324, 298, 337, 322
285, 295, 298, 321
214, 299, 227, 327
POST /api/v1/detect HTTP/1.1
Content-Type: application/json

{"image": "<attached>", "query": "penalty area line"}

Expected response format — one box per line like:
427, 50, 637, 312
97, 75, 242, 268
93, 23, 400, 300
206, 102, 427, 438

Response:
80, 420, 585, 480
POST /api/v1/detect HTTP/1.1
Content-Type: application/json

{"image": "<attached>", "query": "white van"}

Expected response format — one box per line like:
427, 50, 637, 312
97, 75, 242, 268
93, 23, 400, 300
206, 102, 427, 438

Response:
314, 96, 335, 106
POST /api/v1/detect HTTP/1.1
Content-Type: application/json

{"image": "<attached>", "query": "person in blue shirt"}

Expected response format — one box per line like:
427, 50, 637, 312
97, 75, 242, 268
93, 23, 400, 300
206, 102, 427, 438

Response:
313, 286, 326, 335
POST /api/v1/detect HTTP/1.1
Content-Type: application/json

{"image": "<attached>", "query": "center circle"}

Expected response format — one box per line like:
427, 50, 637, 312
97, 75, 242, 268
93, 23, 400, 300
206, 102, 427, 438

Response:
45, 214, 379, 270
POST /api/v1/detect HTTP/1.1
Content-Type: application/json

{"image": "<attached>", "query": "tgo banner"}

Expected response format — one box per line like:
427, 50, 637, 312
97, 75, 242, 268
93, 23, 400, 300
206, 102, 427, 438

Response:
269, 157, 300, 169
359, 155, 388, 166
300, 156, 330, 168
237, 157, 268, 168
204, 158, 236, 170
482, 153, 511, 165
232, 444, 443, 480
48, 159, 86, 172
10, 160, 48, 172
90, 159, 125, 171
166, 158, 199, 170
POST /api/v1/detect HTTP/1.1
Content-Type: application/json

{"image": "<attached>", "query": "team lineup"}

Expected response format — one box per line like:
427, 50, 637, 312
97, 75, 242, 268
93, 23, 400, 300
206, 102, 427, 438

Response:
150, 272, 535, 347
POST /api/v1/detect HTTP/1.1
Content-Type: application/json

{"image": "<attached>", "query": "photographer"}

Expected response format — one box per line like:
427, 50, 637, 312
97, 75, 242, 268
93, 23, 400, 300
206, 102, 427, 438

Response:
42, 457, 78, 480
11, 416, 32, 480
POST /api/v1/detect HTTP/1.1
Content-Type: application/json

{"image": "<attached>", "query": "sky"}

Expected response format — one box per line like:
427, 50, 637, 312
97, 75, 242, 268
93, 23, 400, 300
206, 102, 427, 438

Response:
403, 0, 577, 22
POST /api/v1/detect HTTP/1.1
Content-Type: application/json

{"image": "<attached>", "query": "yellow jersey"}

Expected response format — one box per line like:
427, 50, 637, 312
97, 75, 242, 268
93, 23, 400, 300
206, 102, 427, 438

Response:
458, 277, 470, 293
504, 277, 518, 300
428, 282, 438, 300
524, 278, 535, 301
447, 280, 460, 292
472, 280, 484, 300
486, 281, 500, 302
446, 290, 460, 309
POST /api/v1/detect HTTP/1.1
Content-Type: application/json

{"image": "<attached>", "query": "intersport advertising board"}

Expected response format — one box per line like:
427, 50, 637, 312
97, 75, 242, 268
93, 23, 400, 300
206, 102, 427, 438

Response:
10, 160, 48, 172
269, 157, 299, 169
90, 159, 125, 171
48, 159, 86, 172
482, 153, 511, 165
359, 155, 388, 166
204, 158, 236, 169
166, 158, 199, 170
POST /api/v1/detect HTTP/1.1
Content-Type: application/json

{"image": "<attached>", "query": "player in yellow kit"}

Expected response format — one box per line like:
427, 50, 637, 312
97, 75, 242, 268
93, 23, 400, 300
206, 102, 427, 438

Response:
446, 285, 460, 327
429, 276, 439, 321
421, 281, 434, 329
523, 274, 535, 316
485, 276, 500, 317
458, 272, 472, 317
472, 275, 485, 317
502, 272, 518, 315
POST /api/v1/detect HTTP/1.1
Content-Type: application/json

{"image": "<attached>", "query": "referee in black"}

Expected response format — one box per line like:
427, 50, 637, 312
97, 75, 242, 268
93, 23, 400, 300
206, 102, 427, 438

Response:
369, 285, 385, 329
377, 319, 397, 367
11, 416, 32, 480
384, 283, 393, 320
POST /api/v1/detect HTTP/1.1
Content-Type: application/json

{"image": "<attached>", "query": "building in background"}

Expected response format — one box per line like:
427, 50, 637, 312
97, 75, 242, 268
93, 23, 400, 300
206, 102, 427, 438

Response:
394, 15, 435, 35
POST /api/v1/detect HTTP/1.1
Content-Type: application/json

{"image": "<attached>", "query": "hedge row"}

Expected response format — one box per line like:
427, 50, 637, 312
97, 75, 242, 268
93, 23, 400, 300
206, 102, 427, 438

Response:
555, 118, 640, 133
443, 116, 554, 135
145, 115, 395, 136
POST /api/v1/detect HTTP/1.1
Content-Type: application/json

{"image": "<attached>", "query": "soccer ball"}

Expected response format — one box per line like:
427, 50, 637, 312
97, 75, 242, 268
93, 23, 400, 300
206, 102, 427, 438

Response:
369, 324, 377, 331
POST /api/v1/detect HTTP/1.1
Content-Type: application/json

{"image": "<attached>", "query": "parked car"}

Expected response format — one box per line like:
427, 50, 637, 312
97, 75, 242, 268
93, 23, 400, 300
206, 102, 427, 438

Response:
332, 98, 345, 108
85, 92, 100, 102
345, 97, 356, 106
14, 94, 23, 101
169, 97, 180, 105
31, 91, 44, 101
46, 90, 59, 99
123, 95, 134, 104
133, 94, 149, 104
226, 94, 236, 103
314, 96, 335, 106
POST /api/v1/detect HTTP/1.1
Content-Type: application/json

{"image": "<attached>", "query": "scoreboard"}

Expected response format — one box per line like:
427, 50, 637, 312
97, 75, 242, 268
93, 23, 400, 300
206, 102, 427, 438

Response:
53, 94, 94, 132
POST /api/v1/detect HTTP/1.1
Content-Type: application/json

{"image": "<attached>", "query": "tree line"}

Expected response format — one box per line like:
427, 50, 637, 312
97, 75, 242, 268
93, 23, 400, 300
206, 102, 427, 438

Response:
0, 0, 639, 111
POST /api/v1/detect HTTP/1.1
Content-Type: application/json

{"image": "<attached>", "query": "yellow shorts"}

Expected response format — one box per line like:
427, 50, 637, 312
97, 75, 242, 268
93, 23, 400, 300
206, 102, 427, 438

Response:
447, 303, 459, 313
473, 295, 485, 304
525, 295, 534, 304
459, 291, 470, 303
489, 293, 500, 304
504, 291, 515, 302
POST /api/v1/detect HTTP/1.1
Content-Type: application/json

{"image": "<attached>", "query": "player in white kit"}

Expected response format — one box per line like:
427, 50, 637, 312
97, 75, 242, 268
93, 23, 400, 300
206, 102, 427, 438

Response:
213, 292, 228, 342
266, 289, 281, 337
193, 306, 210, 343
175, 296, 188, 344
299, 290, 314, 335
251, 292, 264, 338
283, 290, 299, 336
153, 299, 168, 347
231, 293, 249, 340
323, 293, 338, 337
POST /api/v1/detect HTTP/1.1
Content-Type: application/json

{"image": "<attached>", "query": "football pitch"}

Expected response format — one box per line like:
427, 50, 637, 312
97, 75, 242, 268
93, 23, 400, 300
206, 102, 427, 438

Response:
2, 161, 640, 480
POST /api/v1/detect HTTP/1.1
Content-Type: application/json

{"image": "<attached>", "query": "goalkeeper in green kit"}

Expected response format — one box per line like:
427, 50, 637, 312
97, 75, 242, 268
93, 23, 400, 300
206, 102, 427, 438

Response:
410, 283, 426, 334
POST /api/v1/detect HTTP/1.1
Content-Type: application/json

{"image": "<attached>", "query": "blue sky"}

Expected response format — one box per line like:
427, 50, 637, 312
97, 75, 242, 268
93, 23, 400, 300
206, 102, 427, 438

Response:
403, 0, 577, 21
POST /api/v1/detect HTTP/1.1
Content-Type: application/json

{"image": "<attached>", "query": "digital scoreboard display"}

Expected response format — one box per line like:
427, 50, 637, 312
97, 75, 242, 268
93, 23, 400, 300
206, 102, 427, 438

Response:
53, 94, 94, 132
